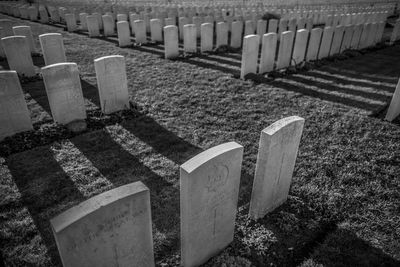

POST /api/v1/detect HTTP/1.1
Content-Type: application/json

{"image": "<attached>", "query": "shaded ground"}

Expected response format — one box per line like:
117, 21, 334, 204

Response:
0, 14, 399, 267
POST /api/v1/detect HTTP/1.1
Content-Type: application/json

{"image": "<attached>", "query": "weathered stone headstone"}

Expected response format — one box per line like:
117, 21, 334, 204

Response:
94, 55, 129, 114
183, 24, 197, 54
93, 12, 103, 30
0, 19, 13, 36
329, 25, 345, 56
50, 181, 155, 267
65, 13, 77, 32
276, 31, 294, 69
0, 70, 33, 141
150, 19, 162, 42
358, 23, 371, 49
259, 33, 277, 74
39, 7, 49, 24
350, 24, 363, 49
340, 25, 353, 53
278, 19, 288, 37
230, 21, 243, 49
216, 22, 228, 48
292, 29, 309, 65
133, 20, 147, 44
178, 17, 189, 40
164, 25, 179, 59
39, 33, 66, 66
200, 23, 213, 53
249, 116, 305, 219
79, 13, 88, 31
385, 78, 400, 122
244, 20, 254, 36
256, 20, 267, 37
180, 142, 243, 267
2, 36, 35, 77
192, 16, 202, 38
41, 63, 86, 125
87, 15, 100, 37
102, 15, 115, 37
240, 34, 260, 79
117, 21, 131, 47
306, 28, 322, 61
12, 26, 37, 54
318, 26, 334, 59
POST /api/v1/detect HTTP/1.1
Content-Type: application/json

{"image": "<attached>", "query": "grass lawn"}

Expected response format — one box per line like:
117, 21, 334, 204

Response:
0, 14, 399, 266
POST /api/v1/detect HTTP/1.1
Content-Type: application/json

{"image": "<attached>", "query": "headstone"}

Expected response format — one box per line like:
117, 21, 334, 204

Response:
117, 22, 131, 47
318, 26, 334, 59
39, 7, 49, 24
350, 24, 363, 49
375, 21, 385, 44
0, 19, 13, 36
93, 12, 103, 30
276, 31, 295, 69
230, 21, 243, 49
164, 25, 179, 59
0, 70, 33, 141
165, 17, 175, 26
178, 17, 189, 40
292, 29, 309, 65
390, 19, 400, 44
358, 23, 372, 49
39, 33, 66, 66
297, 17, 306, 29
306, 17, 313, 32
94, 55, 129, 114
1, 36, 35, 77
244, 20, 254, 36
180, 142, 243, 267
87, 15, 100, 37
306, 28, 322, 61
249, 116, 305, 219
288, 18, 297, 32
79, 13, 88, 31
133, 20, 147, 44
103, 15, 115, 37
268, 19, 278, 33
28, 6, 38, 21
129, 14, 140, 35
183, 24, 197, 54
50, 181, 155, 267
117, 13, 128, 22
367, 23, 378, 47
12, 26, 36, 54
256, 20, 267, 37
200, 23, 213, 53
385, 78, 400, 122
240, 34, 260, 79
65, 13, 77, 32
259, 33, 277, 74
150, 19, 162, 42
192, 16, 202, 38
216, 22, 228, 48
340, 25, 354, 53
41, 63, 86, 125
329, 25, 345, 56
278, 19, 288, 37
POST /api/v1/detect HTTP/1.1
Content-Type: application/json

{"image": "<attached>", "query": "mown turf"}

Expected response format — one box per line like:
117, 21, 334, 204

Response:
0, 14, 399, 267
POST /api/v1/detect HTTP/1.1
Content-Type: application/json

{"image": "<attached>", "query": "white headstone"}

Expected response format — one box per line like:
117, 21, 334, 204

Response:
230, 21, 243, 49
318, 26, 334, 59
329, 25, 345, 56
79, 13, 88, 30
133, 20, 147, 44
306, 28, 322, 61
278, 19, 288, 37
385, 78, 400, 121
150, 19, 162, 42
117, 13, 128, 22
41, 63, 86, 125
350, 24, 363, 49
358, 23, 371, 49
240, 34, 260, 79
340, 25, 354, 53
0, 70, 33, 141
39, 33, 66, 66
12, 26, 37, 54
249, 116, 305, 219
276, 31, 294, 69
94, 55, 130, 114
200, 23, 213, 53
216, 22, 228, 48
39, 7, 49, 24
259, 32, 277, 74
256, 20, 267, 37
292, 29, 309, 65
244, 20, 254, 36
180, 142, 243, 267
2, 36, 35, 77
102, 15, 115, 37
164, 25, 179, 59
87, 15, 100, 37
268, 19, 278, 33
178, 17, 189, 40
50, 181, 155, 267
183, 24, 197, 54
117, 21, 132, 47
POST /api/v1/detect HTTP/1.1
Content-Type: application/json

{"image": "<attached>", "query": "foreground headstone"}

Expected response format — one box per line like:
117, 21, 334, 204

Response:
180, 142, 243, 267
306, 28, 323, 61
201, 23, 213, 53
259, 33, 277, 74
12, 26, 36, 54
39, 33, 66, 66
50, 181, 155, 267
276, 31, 294, 69
2, 36, 35, 77
385, 78, 400, 122
41, 63, 86, 125
292, 29, 309, 65
94, 55, 129, 114
240, 34, 260, 79
249, 116, 305, 219
117, 21, 132, 47
340, 25, 354, 53
0, 70, 33, 141
164, 25, 179, 59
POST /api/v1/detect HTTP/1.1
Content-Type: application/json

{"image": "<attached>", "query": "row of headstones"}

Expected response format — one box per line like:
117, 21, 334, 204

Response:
0, 36, 130, 141
50, 115, 306, 267
240, 21, 386, 78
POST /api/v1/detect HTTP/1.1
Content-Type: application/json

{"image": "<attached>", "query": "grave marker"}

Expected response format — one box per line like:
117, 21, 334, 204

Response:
385, 78, 400, 122
292, 29, 309, 65
201, 23, 213, 53
183, 24, 197, 54
164, 25, 179, 59
249, 116, 305, 219
87, 15, 100, 37
350, 24, 363, 49
340, 25, 354, 53
150, 19, 162, 42
117, 21, 132, 47
240, 34, 260, 79
134, 20, 147, 44
39, 33, 66, 66
329, 25, 345, 56
216, 22, 228, 48
259, 33, 277, 74
306, 28, 322, 61
318, 26, 334, 59
230, 21, 243, 49
2, 36, 35, 77
12, 26, 36, 54
65, 13, 77, 32
103, 15, 115, 37
276, 31, 294, 69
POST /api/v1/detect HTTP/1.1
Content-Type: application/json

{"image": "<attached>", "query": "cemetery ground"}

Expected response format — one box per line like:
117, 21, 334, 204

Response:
0, 14, 400, 267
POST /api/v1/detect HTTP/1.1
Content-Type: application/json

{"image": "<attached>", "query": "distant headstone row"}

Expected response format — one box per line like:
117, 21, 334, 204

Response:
50, 116, 305, 267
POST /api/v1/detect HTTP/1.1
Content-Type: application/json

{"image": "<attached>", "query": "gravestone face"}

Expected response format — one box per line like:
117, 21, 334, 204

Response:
0, 70, 33, 141
50, 181, 155, 267
359, 23, 372, 49
367, 23, 378, 47
178, 17, 189, 40
180, 142, 243, 267
292, 29, 309, 65
201, 23, 213, 53
165, 17, 175, 26
318, 26, 334, 59
65, 13, 77, 32
93, 12, 103, 30
350, 24, 363, 49
375, 22, 385, 44
240, 34, 260, 79
2, 36, 35, 77
278, 19, 288, 37
164, 25, 179, 59
268, 19, 278, 33
216, 22, 228, 48
244, 20, 254, 36
94, 55, 129, 114
259, 33, 277, 74
192, 16, 202, 38
276, 31, 294, 69
150, 19, 162, 42
28, 6, 38, 21
288, 18, 297, 32
0, 19, 13, 36
39, 8, 49, 23
256, 20, 267, 37
230, 21, 243, 49
329, 25, 345, 56
341, 25, 354, 53
117, 21, 131, 47
117, 13, 128, 22
306, 28, 323, 61
79, 13, 88, 31
87, 15, 100, 37
41, 63, 86, 125
103, 15, 115, 37
249, 116, 305, 219
183, 24, 197, 53
12, 26, 36, 53
134, 20, 147, 44
385, 78, 400, 122
39, 33, 66, 66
